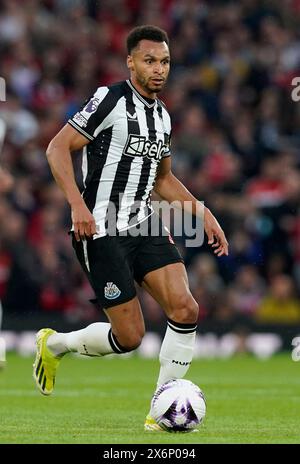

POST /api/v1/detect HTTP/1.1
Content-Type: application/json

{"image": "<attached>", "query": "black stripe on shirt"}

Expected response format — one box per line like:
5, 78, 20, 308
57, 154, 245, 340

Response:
105, 87, 140, 232
83, 126, 113, 213
127, 104, 156, 225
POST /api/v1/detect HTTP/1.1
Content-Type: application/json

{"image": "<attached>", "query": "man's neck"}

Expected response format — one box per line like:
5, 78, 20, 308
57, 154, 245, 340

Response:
130, 77, 156, 100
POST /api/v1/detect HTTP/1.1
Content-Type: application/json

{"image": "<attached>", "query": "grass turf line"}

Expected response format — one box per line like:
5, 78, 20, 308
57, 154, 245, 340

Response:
0, 353, 299, 444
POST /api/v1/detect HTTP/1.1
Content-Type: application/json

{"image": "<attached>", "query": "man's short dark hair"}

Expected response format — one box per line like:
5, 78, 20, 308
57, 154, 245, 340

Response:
127, 25, 169, 54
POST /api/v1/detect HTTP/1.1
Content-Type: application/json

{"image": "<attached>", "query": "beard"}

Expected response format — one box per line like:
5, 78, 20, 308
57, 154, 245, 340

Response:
136, 74, 166, 94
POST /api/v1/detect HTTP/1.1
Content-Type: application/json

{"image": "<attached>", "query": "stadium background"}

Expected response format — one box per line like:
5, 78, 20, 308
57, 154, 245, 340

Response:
0, 0, 300, 358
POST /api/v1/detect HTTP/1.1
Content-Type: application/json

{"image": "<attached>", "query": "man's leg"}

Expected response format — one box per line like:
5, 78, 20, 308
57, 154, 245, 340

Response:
47, 297, 145, 356
142, 262, 198, 387
33, 296, 145, 395
33, 232, 144, 395
142, 262, 198, 430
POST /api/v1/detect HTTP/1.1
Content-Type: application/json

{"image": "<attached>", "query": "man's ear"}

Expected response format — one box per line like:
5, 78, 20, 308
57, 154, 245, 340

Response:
127, 55, 134, 71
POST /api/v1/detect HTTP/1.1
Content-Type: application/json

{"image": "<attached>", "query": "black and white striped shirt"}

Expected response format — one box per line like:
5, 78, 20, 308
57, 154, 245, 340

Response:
68, 79, 171, 237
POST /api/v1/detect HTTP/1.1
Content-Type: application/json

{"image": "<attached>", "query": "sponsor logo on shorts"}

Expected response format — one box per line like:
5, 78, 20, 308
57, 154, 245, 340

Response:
104, 282, 121, 300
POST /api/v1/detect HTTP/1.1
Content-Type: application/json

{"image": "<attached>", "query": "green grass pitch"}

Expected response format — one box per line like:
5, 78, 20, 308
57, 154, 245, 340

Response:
0, 352, 299, 444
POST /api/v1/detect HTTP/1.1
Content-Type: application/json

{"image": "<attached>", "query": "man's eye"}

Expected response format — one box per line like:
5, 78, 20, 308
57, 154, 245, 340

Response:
146, 60, 152, 64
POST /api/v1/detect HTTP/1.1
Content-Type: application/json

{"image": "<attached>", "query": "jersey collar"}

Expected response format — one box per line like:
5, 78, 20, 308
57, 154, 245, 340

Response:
126, 79, 156, 108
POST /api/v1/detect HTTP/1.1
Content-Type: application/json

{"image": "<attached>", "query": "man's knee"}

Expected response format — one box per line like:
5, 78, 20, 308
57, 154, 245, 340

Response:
114, 326, 145, 352
167, 293, 199, 324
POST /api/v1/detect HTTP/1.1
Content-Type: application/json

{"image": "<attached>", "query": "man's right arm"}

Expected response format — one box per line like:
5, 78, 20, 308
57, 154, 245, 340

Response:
46, 124, 96, 241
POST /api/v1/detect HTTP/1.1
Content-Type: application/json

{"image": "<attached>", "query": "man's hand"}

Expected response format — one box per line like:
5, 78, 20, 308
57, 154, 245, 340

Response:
204, 207, 229, 256
71, 200, 96, 242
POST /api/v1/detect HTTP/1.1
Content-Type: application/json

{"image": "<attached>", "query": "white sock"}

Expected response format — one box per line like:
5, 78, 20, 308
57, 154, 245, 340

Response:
47, 322, 126, 357
157, 319, 197, 387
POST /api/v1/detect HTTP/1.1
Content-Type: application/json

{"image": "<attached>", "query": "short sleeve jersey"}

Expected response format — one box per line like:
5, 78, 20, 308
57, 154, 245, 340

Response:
68, 79, 171, 236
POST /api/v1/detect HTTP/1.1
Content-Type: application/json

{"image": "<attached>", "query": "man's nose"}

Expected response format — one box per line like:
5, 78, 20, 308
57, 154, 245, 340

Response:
153, 63, 163, 74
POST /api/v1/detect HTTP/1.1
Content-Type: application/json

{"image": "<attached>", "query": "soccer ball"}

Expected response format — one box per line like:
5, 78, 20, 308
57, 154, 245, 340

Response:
150, 378, 206, 432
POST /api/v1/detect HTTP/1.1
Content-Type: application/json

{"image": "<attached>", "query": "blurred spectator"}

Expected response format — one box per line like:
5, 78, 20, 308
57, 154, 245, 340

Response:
255, 274, 300, 324
228, 265, 265, 316
0, 0, 299, 331
0, 167, 13, 194
188, 253, 225, 321
188, 253, 224, 298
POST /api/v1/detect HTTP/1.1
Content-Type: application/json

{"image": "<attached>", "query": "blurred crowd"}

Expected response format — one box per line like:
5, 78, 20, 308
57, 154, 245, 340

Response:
0, 0, 300, 331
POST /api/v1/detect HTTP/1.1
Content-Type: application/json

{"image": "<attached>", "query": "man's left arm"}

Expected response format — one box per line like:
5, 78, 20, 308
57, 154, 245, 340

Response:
154, 157, 229, 256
